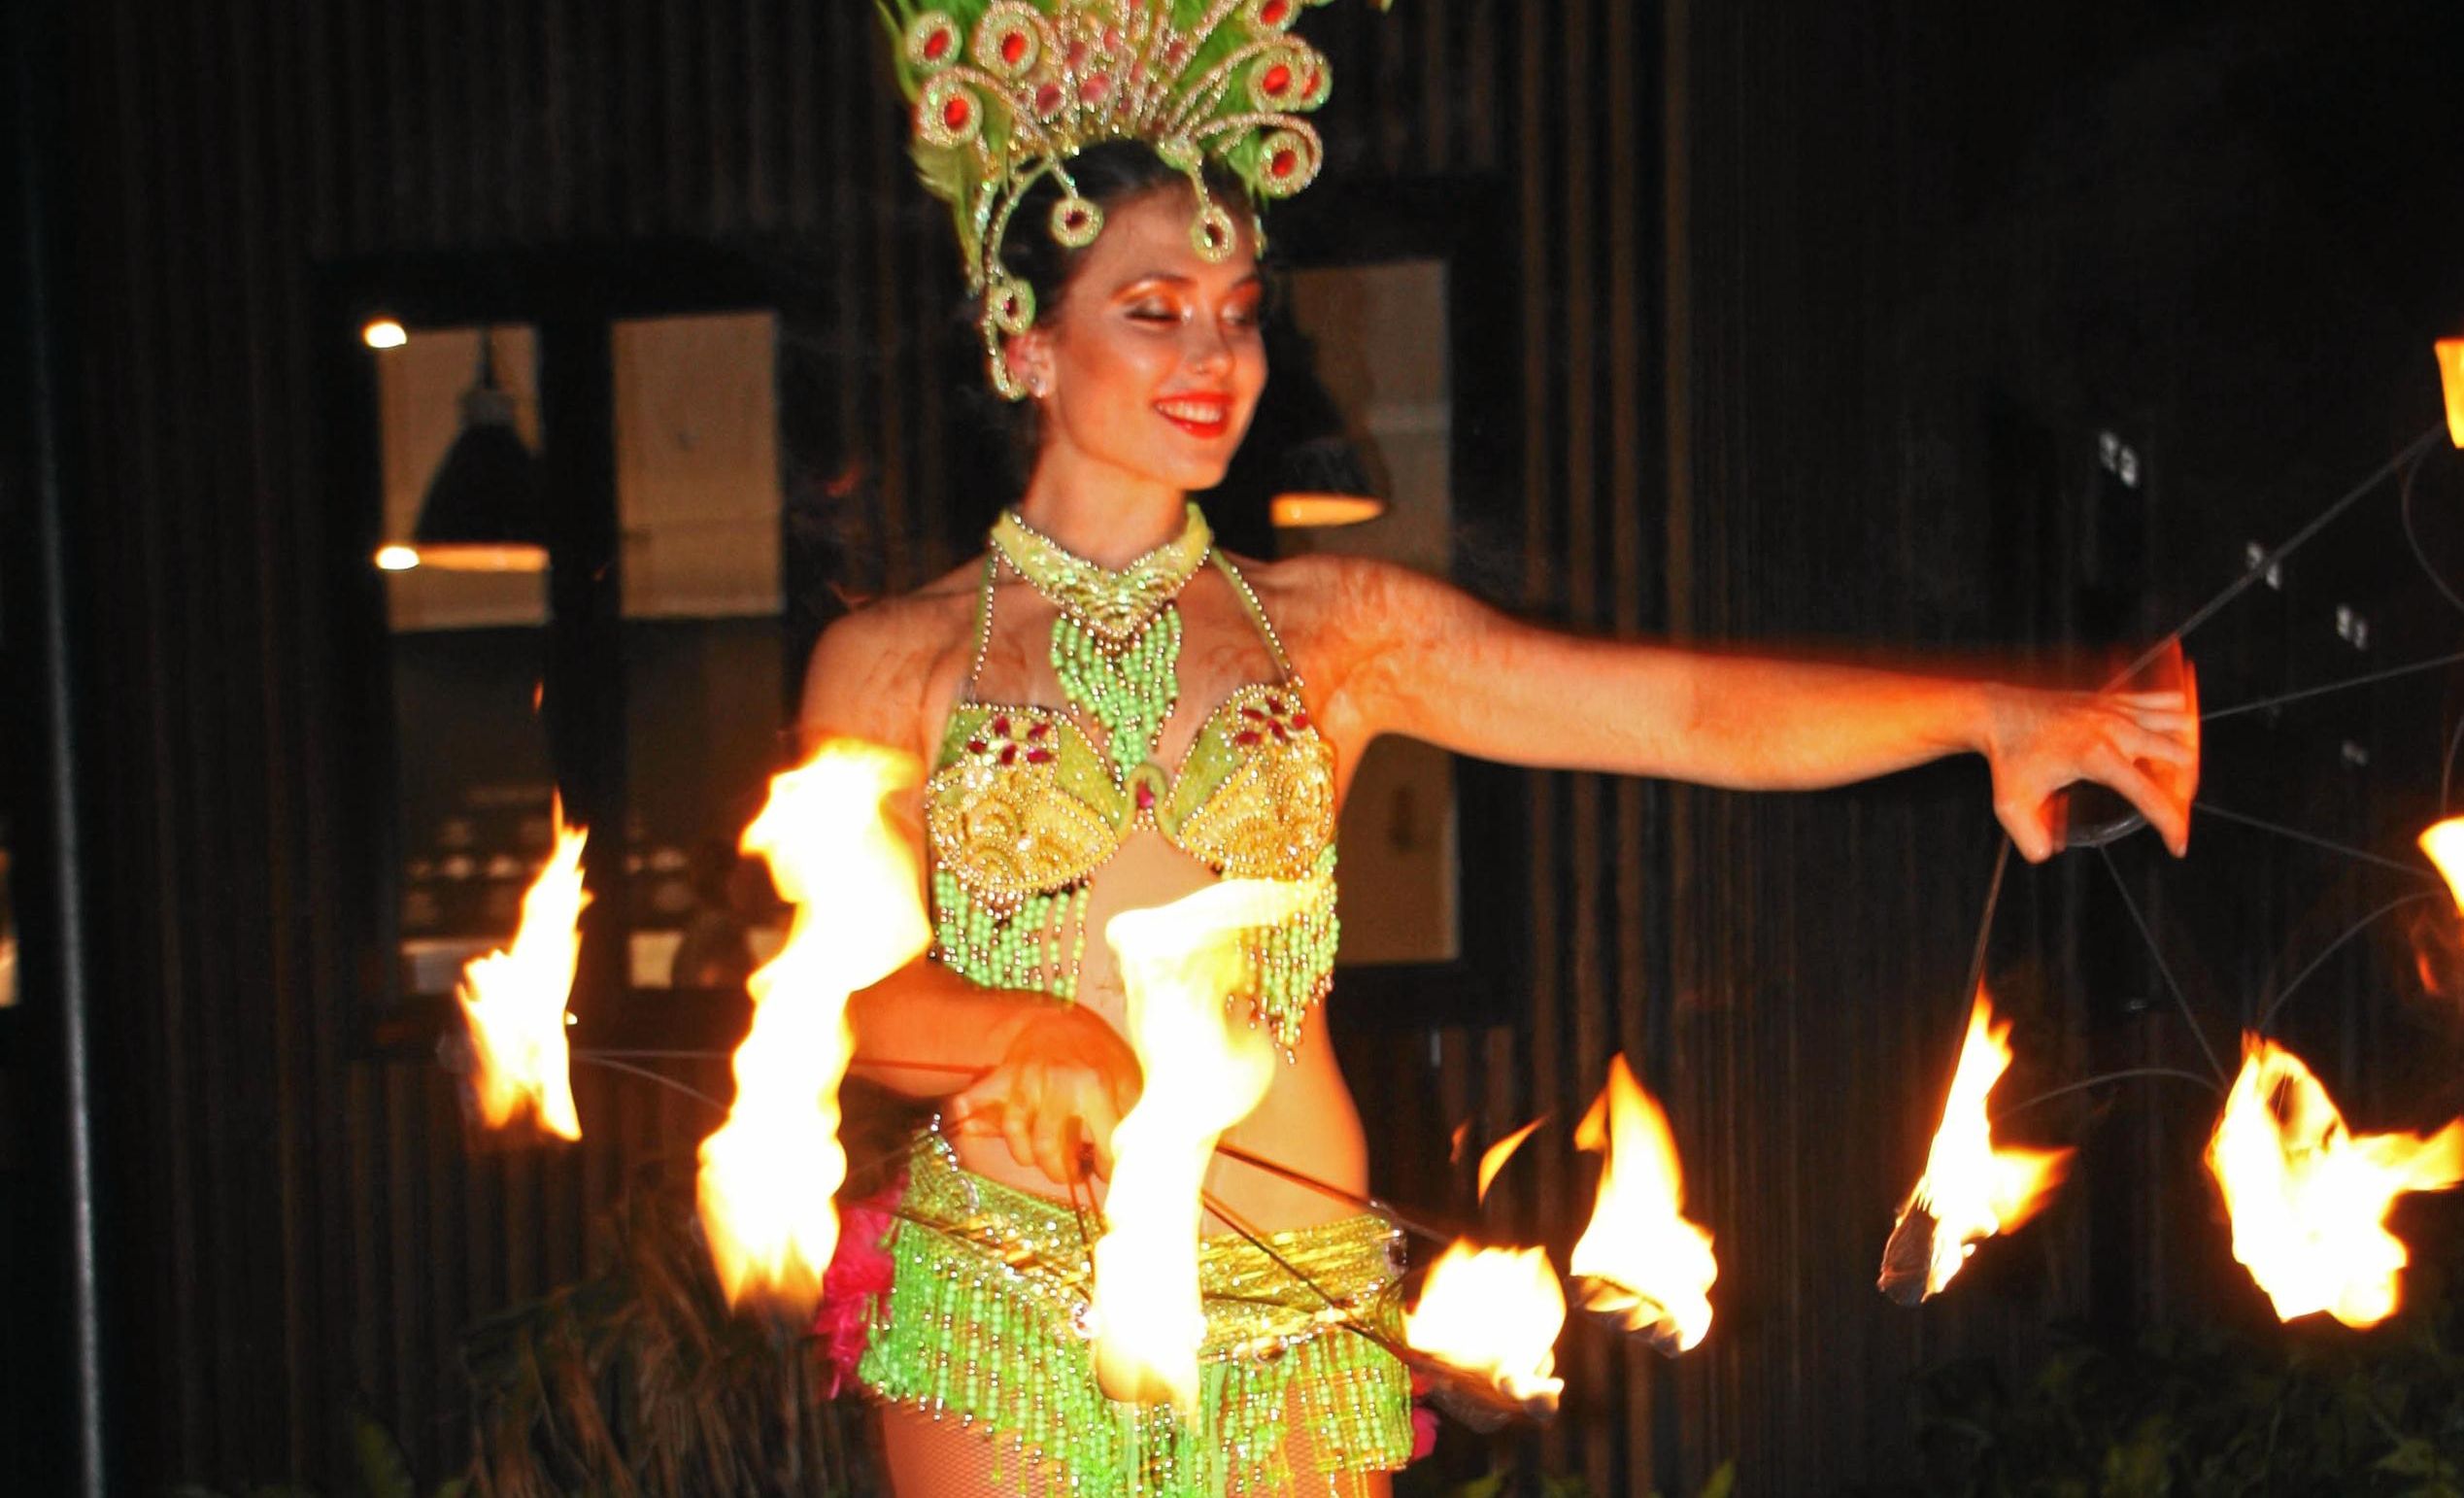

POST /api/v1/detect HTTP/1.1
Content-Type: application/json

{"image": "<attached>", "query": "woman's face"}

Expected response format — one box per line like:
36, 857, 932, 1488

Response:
1013, 187, 1268, 494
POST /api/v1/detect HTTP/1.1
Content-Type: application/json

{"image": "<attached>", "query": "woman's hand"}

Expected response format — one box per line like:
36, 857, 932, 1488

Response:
949, 1004, 1142, 1186
1979, 686, 2198, 862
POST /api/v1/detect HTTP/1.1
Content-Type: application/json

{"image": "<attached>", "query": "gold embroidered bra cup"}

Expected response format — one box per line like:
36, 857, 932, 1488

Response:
876, 0, 1393, 397
922, 506, 1340, 1051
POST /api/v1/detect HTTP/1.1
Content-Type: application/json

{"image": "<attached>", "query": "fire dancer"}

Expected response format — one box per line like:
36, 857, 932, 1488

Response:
811, 5, 2199, 1494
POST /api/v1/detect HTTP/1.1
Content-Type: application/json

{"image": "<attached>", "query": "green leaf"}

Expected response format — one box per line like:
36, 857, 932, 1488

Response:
349, 1409, 417, 1498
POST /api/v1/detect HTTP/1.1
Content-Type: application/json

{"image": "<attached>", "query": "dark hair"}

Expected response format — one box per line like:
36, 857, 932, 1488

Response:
996, 139, 1256, 327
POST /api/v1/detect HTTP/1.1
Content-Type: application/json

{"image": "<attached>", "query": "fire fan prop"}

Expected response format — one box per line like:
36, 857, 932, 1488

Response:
2420, 815, 2464, 914
1568, 1054, 1717, 1354
696, 741, 930, 1311
1089, 879, 1305, 1412
1879, 987, 2073, 1305
456, 811, 589, 1141
2206, 1035, 2464, 1328
1402, 1241, 1567, 1417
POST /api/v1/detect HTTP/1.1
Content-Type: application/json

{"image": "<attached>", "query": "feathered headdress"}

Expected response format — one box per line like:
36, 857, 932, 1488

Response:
877, 0, 1390, 397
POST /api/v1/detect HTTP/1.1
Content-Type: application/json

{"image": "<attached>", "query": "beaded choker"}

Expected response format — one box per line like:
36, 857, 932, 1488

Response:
990, 504, 1212, 776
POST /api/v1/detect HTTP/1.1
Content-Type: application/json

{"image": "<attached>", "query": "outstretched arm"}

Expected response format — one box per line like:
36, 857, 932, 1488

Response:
1298, 556, 2196, 862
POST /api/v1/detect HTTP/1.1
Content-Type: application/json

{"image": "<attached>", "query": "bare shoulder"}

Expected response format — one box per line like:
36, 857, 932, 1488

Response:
1228, 551, 1448, 657
800, 558, 986, 754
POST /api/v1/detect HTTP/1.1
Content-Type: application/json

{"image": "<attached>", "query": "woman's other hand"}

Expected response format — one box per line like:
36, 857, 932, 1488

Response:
949, 1004, 1142, 1186
1980, 686, 2199, 862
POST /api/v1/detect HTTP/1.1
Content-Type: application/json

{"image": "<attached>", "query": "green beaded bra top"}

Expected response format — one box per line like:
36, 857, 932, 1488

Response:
922, 503, 1340, 1053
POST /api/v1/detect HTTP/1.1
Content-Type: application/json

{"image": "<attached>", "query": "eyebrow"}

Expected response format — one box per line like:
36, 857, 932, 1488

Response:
1109, 270, 1266, 296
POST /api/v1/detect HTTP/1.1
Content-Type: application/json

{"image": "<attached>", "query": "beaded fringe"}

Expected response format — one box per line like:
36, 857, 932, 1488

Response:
1241, 844, 1339, 1055
856, 1141, 1412, 1497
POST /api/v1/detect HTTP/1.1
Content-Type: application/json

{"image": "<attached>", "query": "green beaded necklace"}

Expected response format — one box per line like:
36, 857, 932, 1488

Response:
989, 503, 1211, 780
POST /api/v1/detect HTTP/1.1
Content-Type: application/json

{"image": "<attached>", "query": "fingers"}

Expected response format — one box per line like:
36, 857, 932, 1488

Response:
2086, 742, 2191, 857
1995, 794, 2060, 864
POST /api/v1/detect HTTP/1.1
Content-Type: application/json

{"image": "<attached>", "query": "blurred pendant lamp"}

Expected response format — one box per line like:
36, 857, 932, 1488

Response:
1266, 329, 1386, 530
375, 328, 547, 572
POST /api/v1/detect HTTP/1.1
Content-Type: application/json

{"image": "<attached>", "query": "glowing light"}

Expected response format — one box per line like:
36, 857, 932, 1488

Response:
1476, 1115, 1546, 1204
1880, 987, 2073, 1303
1271, 494, 1386, 528
373, 544, 422, 571
2207, 1034, 2464, 1328
1088, 879, 1304, 1413
1401, 1241, 1567, 1413
363, 319, 408, 350
456, 811, 588, 1141
2420, 816, 2464, 915
2437, 338, 2464, 450
1567, 1054, 1717, 1352
696, 741, 930, 1311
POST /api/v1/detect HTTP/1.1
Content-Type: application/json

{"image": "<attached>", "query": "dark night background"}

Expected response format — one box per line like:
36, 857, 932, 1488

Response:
6, 0, 2464, 1493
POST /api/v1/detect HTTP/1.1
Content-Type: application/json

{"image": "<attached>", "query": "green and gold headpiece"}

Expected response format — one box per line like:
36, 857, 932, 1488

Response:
877, 0, 1390, 399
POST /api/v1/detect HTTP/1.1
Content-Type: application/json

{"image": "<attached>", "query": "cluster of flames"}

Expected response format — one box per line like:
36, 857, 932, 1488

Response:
450, 766, 2464, 1416
1885, 969, 2464, 1329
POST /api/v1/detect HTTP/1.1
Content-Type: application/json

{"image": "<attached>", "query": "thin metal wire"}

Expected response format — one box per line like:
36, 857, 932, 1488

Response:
2200, 648, 2464, 724
2255, 890, 2444, 1035
2095, 844, 2229, 1083
2110, 426, 2444, 686
1992, 1067, 2226, 1125
2398, 444, 2464, 616
572, 1053, 729, 1113
2197, 801, 2436, 881
1196, 1187, 1414, 1363
2443, 715, 2464, 812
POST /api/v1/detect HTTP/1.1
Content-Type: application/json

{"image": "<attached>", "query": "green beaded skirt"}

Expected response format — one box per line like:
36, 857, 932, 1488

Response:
856, 1131, 1415, 1496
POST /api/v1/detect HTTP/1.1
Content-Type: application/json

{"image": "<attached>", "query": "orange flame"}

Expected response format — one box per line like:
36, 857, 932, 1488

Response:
456, 813, 589, 1141
1476, 1116, 1547, 1205
2420, 816, 2464, 915
1088, 879, 1304, 1412
696, 741, 929, 1311
1568, 1054, 1717, 1352
1885, 988, 2073, 1301
1402, 1242, 1567, 1412
2437, 338, 2464, 450
2206, 1034, 2464, 1328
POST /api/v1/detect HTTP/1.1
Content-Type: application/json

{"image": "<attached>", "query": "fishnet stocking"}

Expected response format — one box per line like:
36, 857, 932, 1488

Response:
873, 1397, 1399, 1496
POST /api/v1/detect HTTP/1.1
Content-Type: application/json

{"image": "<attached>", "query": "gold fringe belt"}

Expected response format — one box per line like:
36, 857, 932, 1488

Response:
854, 1131, 1414, 1496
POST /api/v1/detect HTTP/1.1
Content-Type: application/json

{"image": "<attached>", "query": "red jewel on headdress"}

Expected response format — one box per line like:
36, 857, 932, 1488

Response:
999, 744, 1018, 766
1270, 149, 1299, 180
1291, 711, 1309, 730
1027, 748, 1055, 765
942, 94, 972, 131
1000, 29, 1029, 65
992, 714, 1011, 736
1080, 73, 1111, 104
924, 28, 953, 61
1066, 39, 1087, 68
1027, 720, 1051, 740
1262, 0, 1291, 23
966, 738, 988, 755
1262, 63, 1292, 96
1035, 82, 1064, 116
1234, 730, 1263, 746
1134, 782, 1157, 811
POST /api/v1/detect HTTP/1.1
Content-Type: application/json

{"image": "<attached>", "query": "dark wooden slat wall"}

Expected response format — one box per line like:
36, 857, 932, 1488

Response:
59, 0, 2290, 1492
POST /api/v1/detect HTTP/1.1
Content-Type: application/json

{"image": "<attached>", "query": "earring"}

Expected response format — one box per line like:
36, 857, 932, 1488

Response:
1029, 374, 1050, 399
